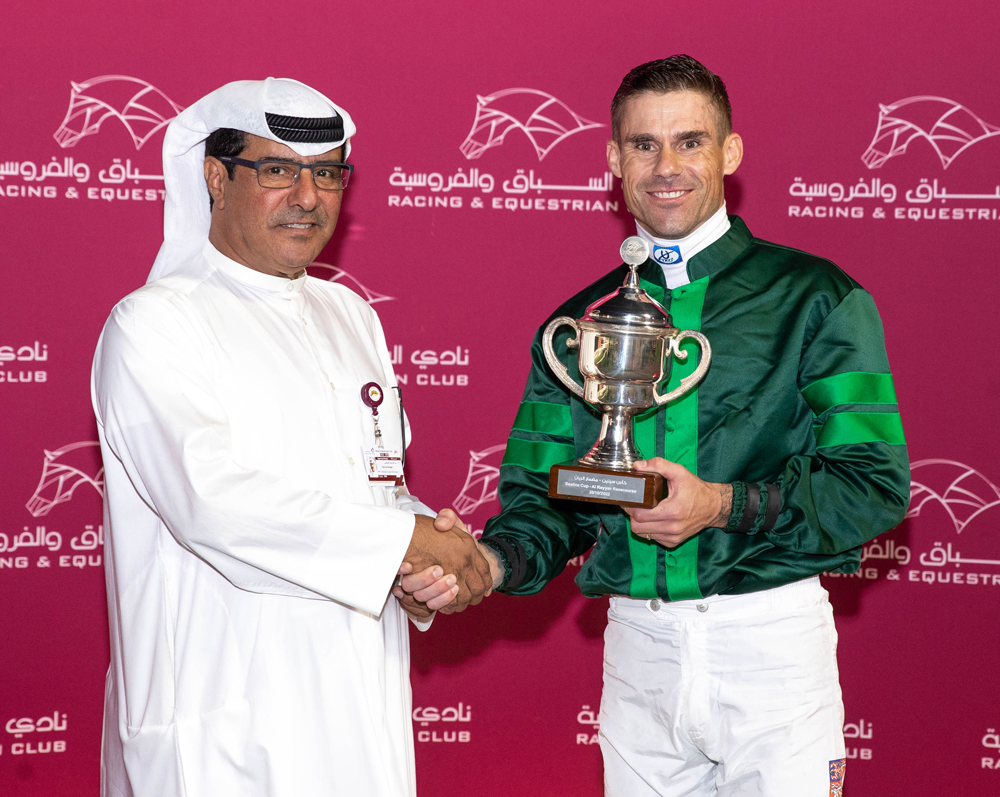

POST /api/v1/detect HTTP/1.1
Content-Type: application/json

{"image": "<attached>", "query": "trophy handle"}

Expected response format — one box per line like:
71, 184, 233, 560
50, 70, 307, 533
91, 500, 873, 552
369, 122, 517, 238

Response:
542, 316, 585, 399
653, 330, 712, 406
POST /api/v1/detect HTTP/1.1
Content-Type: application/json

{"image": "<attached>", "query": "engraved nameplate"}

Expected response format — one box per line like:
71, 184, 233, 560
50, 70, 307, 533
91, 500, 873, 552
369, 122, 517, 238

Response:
548, 463, 663, 508
557, 470, 646, 502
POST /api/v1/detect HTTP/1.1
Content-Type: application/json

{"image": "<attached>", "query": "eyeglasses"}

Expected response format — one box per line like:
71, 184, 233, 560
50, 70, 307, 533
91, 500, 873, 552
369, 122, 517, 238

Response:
218, 157, 354, 191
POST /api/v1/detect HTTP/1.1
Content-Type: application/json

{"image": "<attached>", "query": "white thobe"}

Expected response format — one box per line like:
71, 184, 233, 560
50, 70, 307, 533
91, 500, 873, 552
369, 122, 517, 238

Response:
92, 242, 423, 797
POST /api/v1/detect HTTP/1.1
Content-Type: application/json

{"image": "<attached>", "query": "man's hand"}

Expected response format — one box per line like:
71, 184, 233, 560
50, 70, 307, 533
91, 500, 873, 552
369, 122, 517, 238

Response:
393, 511, 474, 619
626, 458, 732, 548
431, 509, 505, 590
429, 509, 505, 614
392, 564, 459, 621
399, 511, 493, 612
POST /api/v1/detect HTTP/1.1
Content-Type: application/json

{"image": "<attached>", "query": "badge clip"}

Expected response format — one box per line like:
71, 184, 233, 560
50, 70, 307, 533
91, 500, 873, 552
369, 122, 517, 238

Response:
361, 382, 403, 485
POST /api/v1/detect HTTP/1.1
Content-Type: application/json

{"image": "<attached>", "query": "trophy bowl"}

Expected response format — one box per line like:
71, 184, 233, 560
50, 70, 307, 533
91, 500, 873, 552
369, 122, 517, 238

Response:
542, 236, 711, 507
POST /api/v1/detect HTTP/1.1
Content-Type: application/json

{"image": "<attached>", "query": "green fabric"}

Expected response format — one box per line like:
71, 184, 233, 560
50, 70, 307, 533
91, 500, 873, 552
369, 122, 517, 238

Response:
802, 371, 897, 416
482, 216, 911, 601
512, 401, 575, 437
657, 278, 708, 601
502, 437, 576, 472
626, 277, 706, 599
815, 411, 905, 448
626, 279, 665, 599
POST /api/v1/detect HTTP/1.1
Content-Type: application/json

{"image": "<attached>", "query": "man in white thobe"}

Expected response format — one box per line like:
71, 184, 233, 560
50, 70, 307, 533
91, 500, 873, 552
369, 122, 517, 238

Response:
92, 78, 491, 797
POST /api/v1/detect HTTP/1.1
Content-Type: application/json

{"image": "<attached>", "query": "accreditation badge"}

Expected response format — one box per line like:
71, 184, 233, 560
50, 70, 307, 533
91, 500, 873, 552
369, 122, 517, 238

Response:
362, 445, 404, 485
360, 381, 404, 484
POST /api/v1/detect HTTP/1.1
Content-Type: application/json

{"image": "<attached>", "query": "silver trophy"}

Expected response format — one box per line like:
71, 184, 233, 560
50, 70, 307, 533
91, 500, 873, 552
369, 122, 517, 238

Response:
542, 236, 712, 507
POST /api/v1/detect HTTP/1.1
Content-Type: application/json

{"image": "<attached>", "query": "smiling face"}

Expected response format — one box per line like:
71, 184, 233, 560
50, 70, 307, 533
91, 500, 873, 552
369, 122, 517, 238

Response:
205, 134, 344, 278
607, 90, 743, 240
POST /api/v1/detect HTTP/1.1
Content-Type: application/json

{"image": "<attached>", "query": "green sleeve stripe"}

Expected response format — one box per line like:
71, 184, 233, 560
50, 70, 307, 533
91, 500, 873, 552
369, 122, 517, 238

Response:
815, 411, 906, 449
501, 437, 576, 472
802, 371, 897, 415
511, 400, 574, 437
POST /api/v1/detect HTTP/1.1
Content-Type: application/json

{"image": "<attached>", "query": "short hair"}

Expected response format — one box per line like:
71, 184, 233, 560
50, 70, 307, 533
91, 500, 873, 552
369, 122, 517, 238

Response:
204, 128, 249, 209
611, 55, 732, 143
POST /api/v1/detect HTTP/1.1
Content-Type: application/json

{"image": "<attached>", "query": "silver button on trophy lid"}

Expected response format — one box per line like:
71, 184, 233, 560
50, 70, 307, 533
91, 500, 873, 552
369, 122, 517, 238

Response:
620, 235, 649, 266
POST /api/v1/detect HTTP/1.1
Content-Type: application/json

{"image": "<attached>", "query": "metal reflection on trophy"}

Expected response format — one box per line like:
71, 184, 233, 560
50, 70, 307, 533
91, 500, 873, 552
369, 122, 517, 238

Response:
542, 236, 712, 508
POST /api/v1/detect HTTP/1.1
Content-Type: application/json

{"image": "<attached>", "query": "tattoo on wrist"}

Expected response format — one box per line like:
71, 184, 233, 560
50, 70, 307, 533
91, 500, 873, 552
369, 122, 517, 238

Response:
716, 483, 733, 527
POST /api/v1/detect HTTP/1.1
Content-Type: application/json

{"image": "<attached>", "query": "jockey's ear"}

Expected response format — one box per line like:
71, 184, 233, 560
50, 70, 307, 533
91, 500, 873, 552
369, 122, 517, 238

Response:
722, 132, 743, 176
607, 138, 623, 178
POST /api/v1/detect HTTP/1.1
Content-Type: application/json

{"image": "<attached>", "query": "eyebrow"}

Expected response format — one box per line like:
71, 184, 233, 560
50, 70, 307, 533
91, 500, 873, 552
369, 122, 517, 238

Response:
625, 129, 712, 147
672, 130, 711, 142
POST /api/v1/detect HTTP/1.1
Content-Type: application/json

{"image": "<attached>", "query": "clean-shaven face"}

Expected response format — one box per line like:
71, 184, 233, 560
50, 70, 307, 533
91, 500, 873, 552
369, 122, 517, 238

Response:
206, 134, 344, 278
607, 90, 743, 239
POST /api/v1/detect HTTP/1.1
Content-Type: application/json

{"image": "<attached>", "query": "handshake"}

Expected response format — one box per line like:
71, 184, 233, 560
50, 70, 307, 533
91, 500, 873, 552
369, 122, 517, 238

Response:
393, 509, 502, 620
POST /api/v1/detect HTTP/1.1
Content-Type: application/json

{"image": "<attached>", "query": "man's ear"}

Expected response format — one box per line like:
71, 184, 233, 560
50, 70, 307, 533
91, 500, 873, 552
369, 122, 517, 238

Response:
204, 157, 229, 211
722, 133, 743, 176
607, 139, 623, 178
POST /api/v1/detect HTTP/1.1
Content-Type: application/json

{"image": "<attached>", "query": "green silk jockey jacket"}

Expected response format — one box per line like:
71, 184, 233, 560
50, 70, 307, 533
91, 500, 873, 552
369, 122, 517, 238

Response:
481, 217, 910, 602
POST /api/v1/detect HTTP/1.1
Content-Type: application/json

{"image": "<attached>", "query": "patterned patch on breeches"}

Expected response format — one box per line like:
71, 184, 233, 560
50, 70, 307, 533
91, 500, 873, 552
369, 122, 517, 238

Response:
829, 758, 847, 797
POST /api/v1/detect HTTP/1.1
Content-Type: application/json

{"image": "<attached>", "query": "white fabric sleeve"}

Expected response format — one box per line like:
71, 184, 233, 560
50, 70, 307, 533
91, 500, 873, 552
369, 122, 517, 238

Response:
395, 491, 436, 518
409, 615, 434, 632
92, 295, 414, 616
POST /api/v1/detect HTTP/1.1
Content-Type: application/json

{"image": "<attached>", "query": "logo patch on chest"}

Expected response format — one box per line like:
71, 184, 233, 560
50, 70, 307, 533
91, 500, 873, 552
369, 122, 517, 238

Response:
652, 245, 682, 265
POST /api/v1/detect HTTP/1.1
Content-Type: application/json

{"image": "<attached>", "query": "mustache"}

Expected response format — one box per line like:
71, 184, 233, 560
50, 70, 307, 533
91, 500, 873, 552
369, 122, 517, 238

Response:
272, 210, 327, 226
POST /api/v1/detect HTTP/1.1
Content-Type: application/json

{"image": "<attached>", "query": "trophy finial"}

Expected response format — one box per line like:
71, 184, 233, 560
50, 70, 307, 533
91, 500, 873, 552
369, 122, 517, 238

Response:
620, 236, 649, 267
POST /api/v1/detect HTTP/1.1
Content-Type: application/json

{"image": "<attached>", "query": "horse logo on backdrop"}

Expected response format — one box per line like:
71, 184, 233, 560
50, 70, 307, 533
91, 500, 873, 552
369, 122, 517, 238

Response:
861, 96, 1000, 170
307, 263, 395, 305
389, 88, 615, 215
789, 95, 1000, 222
26, 442, 105, 518
906, 459, 1000, 534
53, 75, 184, 150
459, 89, 603, 161
453, 444, 506, 517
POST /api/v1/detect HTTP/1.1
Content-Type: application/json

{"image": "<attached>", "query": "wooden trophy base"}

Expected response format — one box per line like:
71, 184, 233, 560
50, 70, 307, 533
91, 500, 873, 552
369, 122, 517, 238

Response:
548, 462, 664, 508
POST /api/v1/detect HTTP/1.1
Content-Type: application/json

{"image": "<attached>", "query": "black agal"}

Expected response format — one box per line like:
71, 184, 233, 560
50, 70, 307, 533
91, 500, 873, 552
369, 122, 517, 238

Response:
265, 112, 344, 144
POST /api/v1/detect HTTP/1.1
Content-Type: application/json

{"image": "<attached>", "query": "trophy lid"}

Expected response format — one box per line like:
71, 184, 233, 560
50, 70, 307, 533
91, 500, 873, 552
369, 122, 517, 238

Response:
582, 237, 673, 327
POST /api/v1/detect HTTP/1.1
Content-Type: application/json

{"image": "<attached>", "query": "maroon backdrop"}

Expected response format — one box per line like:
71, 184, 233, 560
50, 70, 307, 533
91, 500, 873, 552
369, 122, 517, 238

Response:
2, 1, 999, 794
